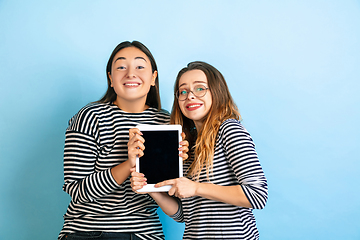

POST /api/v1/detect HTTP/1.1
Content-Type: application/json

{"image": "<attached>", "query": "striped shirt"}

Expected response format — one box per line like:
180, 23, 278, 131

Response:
171, 119, 268, 239
59, 102, 170, 240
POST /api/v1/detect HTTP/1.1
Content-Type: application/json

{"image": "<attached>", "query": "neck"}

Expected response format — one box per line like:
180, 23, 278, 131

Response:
113, 98, 149, 113
194, 120, 203, 132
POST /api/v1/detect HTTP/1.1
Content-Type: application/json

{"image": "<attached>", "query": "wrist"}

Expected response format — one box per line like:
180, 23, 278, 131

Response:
194, 181, 201, 196
126, 158, 135, 169
111, 160, 133, 185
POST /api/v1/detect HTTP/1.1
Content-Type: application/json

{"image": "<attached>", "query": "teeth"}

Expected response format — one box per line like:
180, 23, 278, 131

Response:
125, 83, 139, 86
188, 104, 201, 108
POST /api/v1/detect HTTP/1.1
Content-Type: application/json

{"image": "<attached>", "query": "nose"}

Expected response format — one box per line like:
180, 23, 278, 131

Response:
127, 68, 136, 78
187, 91, 196, 100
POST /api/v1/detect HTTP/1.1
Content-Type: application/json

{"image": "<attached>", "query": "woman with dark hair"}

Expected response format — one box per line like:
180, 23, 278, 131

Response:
99, 41, 161, 110
58, 41, 188, 240
131, 61, 268, 239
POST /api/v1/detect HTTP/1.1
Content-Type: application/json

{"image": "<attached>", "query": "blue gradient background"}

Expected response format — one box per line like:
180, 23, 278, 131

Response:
0, 1, 359, 239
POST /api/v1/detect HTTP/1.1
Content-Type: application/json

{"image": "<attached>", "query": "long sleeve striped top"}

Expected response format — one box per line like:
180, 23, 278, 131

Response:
58, 102, 170, 240
171, 119, 268, 239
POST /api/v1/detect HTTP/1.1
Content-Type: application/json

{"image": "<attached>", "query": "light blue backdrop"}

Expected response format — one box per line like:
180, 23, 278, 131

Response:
0, 1, 359, 239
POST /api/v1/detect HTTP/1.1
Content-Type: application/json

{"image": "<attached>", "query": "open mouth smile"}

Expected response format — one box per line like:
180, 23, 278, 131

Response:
124, 82, 141, 87
186, 103, 203, 111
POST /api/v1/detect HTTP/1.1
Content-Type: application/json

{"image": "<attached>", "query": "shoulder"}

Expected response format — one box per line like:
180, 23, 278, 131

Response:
159, 108, 170, 115
74, 102, 112, 119
67, 102, 112, 132
146, 108, 170, 123
158, 108, 170, 118
218, 119, 253, 143
147, 107, 170, 116
219, 119, 245, 132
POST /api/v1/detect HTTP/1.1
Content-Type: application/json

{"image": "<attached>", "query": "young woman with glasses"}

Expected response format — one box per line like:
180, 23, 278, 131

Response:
130, 61, 268, 239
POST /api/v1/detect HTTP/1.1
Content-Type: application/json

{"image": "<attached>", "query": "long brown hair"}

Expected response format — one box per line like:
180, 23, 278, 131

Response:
170, 61, 241, 180
97, 41, 161, 111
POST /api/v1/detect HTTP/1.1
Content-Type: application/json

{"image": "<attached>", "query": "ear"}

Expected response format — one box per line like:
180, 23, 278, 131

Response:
108, 72, 113, 87
151, 70, 157, 86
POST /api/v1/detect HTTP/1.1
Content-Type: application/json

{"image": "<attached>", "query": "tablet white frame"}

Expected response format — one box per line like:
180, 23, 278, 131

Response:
135, 124, 183, 192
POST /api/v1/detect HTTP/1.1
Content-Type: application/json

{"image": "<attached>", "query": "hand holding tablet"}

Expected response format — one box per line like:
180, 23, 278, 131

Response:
135, 124, 183, 192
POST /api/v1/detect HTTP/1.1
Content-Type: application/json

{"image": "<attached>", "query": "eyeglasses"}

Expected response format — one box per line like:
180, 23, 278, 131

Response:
175, 84, 209, 101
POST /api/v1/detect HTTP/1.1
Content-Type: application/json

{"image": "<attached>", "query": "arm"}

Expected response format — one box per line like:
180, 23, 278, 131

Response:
156, 178, 252, 208
64, 130, 144, 204
196, 183, 252, 207
63, 130, 120, 204
130, 170, 180, 216
156, 120, 268, 209
111, 128, 145, 185
222, 120, 268, 209
150, 192, 180, 216
63, 109, 134, 204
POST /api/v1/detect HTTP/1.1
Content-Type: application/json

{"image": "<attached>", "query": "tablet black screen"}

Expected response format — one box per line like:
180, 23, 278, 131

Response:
139, 130, 180, 184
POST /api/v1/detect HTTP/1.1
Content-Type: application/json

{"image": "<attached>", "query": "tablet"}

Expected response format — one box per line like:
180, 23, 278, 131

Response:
135, 124, 183, 192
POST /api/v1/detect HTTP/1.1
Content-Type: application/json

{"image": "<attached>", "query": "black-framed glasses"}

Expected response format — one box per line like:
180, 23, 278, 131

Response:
175, 84, 209, 101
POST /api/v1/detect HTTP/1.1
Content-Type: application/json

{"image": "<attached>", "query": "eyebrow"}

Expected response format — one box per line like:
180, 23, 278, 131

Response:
114, 56, 147, 63
179, 81, 207, 88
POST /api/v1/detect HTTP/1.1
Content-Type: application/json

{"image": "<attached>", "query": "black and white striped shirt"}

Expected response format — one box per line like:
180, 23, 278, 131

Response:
171, 119, 268, 239
59, 102, 170, 240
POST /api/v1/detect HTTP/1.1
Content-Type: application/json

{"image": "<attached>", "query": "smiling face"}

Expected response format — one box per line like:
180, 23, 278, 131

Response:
108, 46, 157, 112
178, 69, 212, 130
